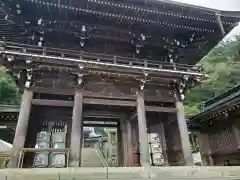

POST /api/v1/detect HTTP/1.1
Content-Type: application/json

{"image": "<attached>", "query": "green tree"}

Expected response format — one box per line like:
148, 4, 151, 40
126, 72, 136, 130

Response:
184, 38, 240, 116
0, 67, 20, 104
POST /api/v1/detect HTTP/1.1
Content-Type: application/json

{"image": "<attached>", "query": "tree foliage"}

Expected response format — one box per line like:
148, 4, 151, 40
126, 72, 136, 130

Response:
0, 67, 20, 105
184, 37, 240, 116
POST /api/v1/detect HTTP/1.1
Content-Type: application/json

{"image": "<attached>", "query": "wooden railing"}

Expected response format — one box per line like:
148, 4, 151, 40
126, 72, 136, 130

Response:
0, 41, 203, 74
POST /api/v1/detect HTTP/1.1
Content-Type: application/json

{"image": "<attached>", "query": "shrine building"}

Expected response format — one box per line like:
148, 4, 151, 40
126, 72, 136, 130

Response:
190, 84, 240, 166
0, 0, 239, 168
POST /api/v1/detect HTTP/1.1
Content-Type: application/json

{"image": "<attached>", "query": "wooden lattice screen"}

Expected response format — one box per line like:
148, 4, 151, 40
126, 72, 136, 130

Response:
209, 127, 236, 152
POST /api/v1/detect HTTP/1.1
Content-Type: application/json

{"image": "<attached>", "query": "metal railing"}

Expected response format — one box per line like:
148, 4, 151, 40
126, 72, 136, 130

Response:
0, 152, 10, 168
96, 141, 109, 179
18, 148, 71, 168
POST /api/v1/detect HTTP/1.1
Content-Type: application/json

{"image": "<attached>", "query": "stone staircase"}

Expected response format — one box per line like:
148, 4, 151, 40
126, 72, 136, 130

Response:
81, 148, 104, 167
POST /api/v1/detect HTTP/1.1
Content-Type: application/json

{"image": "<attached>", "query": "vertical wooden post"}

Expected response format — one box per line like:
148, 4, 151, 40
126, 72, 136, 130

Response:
126, 119, 134, 166
120, 118, 128, 166
159, 120, 168, 166
232, 124, 240, 148
137, 91, 150, 170
199, 132, 213, 166
9, 89, 33, 168
117, 125, 122, 166
132, 123, 138, 149
132, 122, 140, 166
175, 100, 194, 165
70, 89, 83, 167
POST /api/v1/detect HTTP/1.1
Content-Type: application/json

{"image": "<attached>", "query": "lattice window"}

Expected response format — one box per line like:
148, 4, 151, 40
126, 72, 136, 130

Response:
209, 127, 235, 151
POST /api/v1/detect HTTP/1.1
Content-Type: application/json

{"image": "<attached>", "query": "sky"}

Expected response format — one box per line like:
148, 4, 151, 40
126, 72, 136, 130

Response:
173, 0, 240, 11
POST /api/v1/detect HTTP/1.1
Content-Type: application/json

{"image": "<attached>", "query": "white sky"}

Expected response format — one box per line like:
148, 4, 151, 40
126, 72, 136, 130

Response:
173, 0, 240, 11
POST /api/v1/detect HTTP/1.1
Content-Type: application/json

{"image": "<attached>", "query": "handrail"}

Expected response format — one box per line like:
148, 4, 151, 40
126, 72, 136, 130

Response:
0, 152, 10, 168
96, 141, 109, 179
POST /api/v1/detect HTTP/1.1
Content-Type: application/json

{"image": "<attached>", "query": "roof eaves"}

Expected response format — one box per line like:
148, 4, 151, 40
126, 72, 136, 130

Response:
0, 105, 20, 113
155, 0, 240, 17
190, 88, 240, 121
205, 84, 240, 107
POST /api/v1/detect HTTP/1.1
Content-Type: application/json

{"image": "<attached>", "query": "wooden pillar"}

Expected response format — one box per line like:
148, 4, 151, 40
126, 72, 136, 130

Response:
126, 119, 134, 166
70, 89, 83, 167
159, 120, 169, 166
9, 89, 33, 168
175, 100, 194, 165
136, 91, 150, 169
132, 123, 138, 148
232, 124, 240, 148
120, 118, 128, 166
199, 132, 213, 166
132, 122, 140, 166
117, 125, 123, 166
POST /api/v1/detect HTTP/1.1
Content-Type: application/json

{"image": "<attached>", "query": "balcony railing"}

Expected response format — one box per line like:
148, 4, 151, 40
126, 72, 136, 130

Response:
0, 41, 203, 75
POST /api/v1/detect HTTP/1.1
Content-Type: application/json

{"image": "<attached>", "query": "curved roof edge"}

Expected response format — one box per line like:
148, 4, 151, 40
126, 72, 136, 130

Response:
189, 84, 240, 121
205, 84, 240, 107
154, 0, 240, 17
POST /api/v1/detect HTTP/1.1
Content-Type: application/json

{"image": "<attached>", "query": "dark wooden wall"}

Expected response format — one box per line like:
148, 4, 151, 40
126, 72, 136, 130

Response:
164, 119, 184, 165
201, 117, 240, 166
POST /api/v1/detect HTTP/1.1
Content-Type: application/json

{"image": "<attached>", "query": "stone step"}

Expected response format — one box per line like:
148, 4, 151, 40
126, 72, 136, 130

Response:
1, 167, 240, 180
81, 148, 104, 167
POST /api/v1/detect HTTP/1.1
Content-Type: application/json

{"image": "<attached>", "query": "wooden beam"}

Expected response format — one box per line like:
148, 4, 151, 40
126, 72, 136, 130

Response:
3, 49, 204, 77
145, 95, 175, 103
32, 98, 135, 107
0, 110, 122, 122
84, 98, 136, 106
31, 99, 73, 107
30, 87, 136, 100
84, 91, 136, 100
145, 106, 177, 113
83, 123, 117, 128
0, 120, 118, 127
30, 87, 74, 95
83, 110, 124, 119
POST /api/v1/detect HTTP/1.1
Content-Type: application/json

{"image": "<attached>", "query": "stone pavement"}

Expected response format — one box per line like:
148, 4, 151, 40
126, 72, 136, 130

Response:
1, 167, 240, 180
